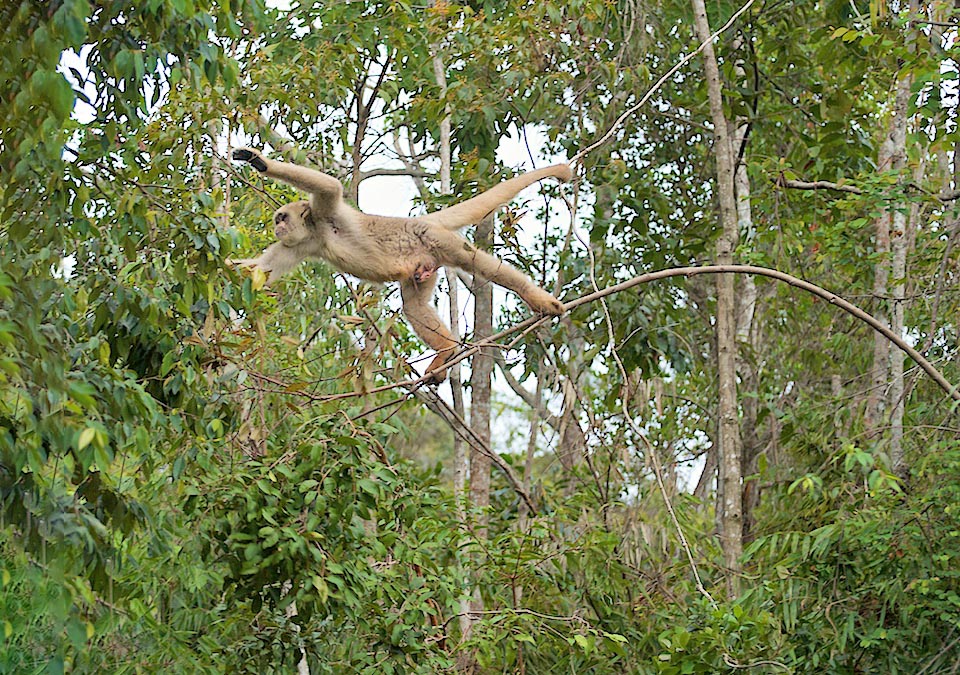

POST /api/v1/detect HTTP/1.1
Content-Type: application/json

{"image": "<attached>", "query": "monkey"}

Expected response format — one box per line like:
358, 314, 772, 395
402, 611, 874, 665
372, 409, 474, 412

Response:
230, 146, 571, 382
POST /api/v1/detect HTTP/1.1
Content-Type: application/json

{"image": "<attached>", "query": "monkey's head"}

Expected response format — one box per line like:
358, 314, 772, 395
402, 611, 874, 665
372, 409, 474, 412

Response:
273, 200, 313, 245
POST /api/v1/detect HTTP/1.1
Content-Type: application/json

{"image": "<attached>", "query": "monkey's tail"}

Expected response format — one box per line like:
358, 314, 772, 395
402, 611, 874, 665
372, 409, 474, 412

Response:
422, 164, 573, 231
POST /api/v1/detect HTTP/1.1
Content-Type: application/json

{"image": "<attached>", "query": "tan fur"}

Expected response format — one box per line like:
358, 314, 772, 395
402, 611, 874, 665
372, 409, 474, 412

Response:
231, 147, 570, 382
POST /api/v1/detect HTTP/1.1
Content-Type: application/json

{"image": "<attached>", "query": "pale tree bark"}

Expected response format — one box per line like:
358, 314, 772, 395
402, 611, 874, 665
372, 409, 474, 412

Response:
469, 213, 494, 534
430, 48, 476, 656
691, 0, 743, 595
429, 53, 467, 513
730, 39, 760, 544
864, 65, 914, 436
890, 161, 919, 478
888, 0, 919, 478
468, 213, 494, 631
734, 140, 760, 542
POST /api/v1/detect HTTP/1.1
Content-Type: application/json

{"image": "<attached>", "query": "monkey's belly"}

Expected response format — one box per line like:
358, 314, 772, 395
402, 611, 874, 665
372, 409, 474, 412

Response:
326, 250, 424, 283
324, 224, 438, 282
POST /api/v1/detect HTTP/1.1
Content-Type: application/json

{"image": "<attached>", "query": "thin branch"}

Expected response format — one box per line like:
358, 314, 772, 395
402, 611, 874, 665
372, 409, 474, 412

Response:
243, 366, 536, 511
409, 385, 537, 513
571, 0, 756, 165
358, 167, 432, 180
776, 177, 863, 194
578, 214, 715, 605
777, 176, 960, 202
722, 654, 790, 671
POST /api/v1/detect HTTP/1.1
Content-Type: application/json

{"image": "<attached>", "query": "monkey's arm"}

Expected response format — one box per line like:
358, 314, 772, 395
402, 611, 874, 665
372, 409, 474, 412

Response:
233, 147, 343, 203
230, 242, 306, 284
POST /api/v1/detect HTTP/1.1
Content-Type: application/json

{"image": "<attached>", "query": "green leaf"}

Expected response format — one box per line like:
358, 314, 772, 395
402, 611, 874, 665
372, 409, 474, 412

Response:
78, 427, 96, 451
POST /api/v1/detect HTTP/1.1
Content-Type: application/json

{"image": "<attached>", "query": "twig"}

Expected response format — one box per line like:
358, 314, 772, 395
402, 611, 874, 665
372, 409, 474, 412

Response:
576, 218, 716, 606
358, 167, 432, 180
722, 654, 790, 670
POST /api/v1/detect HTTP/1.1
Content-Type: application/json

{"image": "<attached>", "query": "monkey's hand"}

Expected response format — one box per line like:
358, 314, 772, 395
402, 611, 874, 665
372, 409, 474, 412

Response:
232, 147, 268, 173
227, 257, 273, 288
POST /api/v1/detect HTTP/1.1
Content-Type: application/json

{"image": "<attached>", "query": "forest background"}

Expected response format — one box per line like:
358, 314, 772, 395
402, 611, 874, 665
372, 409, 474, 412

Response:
2, 0, 960, 673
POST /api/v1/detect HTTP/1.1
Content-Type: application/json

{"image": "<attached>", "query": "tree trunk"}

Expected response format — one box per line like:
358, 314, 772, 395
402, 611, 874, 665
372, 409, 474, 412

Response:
692, 0, 743, 595
888, 1, 918, 478
467, 213, 494, 639
470, 214, 494, 535
864, 60, 914, 438
730, 36, 760, 544
431, 48, 476, 664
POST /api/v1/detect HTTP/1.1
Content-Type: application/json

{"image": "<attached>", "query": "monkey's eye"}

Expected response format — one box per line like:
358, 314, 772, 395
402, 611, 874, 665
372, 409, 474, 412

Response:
275, 213, 288, 223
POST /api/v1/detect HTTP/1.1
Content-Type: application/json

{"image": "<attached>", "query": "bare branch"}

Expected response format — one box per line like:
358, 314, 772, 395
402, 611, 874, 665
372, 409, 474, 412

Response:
358, 167, 432, 181
775, 177, 863, 194
777, 176, 960, 202
572, 0, 756, 165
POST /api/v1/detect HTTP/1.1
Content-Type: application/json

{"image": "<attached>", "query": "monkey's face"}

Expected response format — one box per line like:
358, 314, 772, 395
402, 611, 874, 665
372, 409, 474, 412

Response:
273, 200, 312, 245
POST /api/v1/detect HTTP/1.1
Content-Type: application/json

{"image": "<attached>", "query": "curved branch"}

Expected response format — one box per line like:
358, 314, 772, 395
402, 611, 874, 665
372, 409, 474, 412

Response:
441, 265, 960, 403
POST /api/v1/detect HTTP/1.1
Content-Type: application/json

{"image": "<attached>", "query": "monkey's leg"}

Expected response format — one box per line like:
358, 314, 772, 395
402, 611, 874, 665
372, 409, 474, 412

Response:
400, 276, 458, 383
233, 148, 343, 202
441, 234, 565, 316
421, 163, 573, 230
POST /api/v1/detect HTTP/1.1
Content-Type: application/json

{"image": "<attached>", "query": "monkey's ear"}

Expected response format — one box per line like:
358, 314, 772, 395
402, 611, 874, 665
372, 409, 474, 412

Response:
299, 203, 316, 228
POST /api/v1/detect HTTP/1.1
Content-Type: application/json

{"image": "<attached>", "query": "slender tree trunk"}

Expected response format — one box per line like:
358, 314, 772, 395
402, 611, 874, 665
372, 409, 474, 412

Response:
692, 0, 743, 595
470, 214, 494, 535
730, 36, 760, 544
889, 192, 910, 475
467, 213, 494, 656
734, 142, 760, 543
888, 1, 918, 478
865, 197, 892, 434
865, 62, 914, 436
431, 47, 476, 662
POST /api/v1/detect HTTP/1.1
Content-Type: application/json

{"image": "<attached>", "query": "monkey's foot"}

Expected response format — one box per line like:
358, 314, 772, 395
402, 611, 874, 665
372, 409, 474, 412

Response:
524, 289, 565, 316
232, 147, 268, 173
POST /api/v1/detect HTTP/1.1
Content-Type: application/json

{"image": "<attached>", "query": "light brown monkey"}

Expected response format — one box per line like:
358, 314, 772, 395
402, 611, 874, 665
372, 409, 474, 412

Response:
231, 146, 571, 381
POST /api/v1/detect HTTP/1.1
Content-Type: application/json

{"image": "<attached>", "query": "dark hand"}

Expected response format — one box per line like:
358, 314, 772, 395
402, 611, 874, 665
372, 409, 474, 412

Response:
232, 148, 268, 173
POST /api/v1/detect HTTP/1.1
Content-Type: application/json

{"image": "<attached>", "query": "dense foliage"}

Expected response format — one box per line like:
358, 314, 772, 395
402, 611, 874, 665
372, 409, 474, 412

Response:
2, 0, 959, 673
